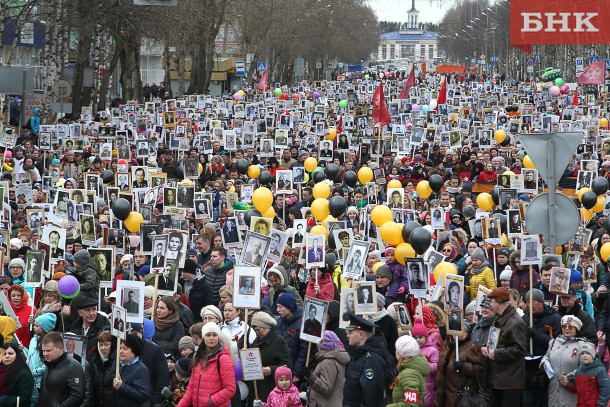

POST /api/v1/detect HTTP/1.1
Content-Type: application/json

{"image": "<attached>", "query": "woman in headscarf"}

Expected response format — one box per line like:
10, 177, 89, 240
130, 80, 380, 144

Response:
7, 284, 35, 347
0, 342, 34, 406
305, 330, 349, 406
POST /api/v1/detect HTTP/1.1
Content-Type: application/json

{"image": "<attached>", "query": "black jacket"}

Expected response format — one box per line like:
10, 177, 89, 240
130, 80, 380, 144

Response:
489, 304, 528, 390
203, 260, 234, 305
2, 367, 33, 406
249, 327, 292, 402
68, 314, 111, 362
91, 352, 115, 407
140, 339, 170, 405
522, 305, 562, 357
559, 303, 597, 342
343, 335, 389, 407
152, 320, 185, 359
39, 353, 85, 407
178, 275, 214, 322
115, 359, 151, 407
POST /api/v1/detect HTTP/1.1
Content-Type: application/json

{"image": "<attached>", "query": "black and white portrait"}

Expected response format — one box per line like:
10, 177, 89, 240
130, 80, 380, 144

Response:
300, 297, 328, 344
222, 217, 241, 247
406, 258, 427, 294
25, 250, 44, 284
276, 170, 293, 193
240, 232, 271, 267
116, 280, 145, 323
88, 248, 113, 282
267, 229, 288, 262
353, 281, 376, 314
293, 167, 306, 184
343, 240, 370, 279
507, 209, 522, 236
520, 234, 542, 265
576, 170, 593, 192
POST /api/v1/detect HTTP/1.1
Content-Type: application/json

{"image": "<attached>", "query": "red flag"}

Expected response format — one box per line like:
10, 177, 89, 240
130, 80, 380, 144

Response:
258, 70, 268, 91
399, 65, 415, 100
337, 115, 343, 133
572, 88, 579, 106
436, 76, 447, 106
372, 82, 391, 126
578, 60, 606, 84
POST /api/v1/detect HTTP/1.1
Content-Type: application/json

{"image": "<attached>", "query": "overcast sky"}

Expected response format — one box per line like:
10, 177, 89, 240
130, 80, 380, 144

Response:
368, 0, 451, 24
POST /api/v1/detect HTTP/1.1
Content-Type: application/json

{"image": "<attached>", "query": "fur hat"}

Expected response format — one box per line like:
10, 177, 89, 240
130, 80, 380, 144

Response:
395, 335, 420, 358
251, 311, 277, 329
201, 322, 221, 337
487, 287, 510, 303
411, 318, 428, 337
561, 315, 583, 331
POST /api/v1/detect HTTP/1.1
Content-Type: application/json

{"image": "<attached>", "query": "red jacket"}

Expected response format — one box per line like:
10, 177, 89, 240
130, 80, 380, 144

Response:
305, 273, 335, 301
477, 170, 497, 183
177, 347, 235, 407
9, 287, 35, 348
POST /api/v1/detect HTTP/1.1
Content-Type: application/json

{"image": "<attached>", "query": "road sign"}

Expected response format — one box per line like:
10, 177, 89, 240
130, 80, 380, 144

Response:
576, 57, 584, 75
256, 62, 267, 73
52, 80, 72, 100
235, 61, 245, 76
0, 67, 34, 94
533, 55, 541, 63
590, 55, 601, 64
490, 56, 499, 62
527, 66, 534, 73
525, 193, 579, 246
527, 60, 533, 66
315, 62, 322, 69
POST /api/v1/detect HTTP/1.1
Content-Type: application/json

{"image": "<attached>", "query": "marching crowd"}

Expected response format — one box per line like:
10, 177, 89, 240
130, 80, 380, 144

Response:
1, 69, 610, 407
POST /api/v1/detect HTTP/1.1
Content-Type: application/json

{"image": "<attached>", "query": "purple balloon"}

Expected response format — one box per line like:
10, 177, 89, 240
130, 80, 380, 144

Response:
58, 275, 80, 297
234, 358, 243, 381
314, 91, 320, 99
412, 104, 421, 111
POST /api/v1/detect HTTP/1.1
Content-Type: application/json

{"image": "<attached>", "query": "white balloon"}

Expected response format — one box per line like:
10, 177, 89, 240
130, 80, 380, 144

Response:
238, 381, 249, 400
430, 99, 438, 110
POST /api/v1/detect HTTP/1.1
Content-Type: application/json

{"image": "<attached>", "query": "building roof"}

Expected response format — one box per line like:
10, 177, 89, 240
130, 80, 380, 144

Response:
381, 31, 438, 41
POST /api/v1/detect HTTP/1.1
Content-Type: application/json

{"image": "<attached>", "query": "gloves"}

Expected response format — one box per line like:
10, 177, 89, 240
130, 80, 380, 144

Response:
304, 367, 313, 378
528, 327, 537, 338
253, 400, 264, 407
397, 286, 406, 295
453, 360, 465, 372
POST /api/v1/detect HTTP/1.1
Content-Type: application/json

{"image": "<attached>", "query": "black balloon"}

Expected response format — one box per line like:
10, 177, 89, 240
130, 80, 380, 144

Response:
329, 196, 347, 218
112, 198, 131, 221
101, 170, 114, 184
581, 191, 598, 210
401, 221, 421, 243
592, 177, 609, 195
312, 171, 326, 183
259, 171, 272, 185
491, 187, 500, 205
500, 135, 511, 147
505, 105, 514, 113
410, 227, 432, 255
325, 164, 340, 181
243, 208, 262, 226
236, 159, 249, 175
428, 174, 444, 194
344, 171, 358, 187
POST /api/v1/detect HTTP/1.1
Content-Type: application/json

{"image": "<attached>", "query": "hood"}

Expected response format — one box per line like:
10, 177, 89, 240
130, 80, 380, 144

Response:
33, 108, 39, 116
0, 316, 16, 343
399, 353, 431, 377
268, 265, 289, 287
316, 347, 350, 365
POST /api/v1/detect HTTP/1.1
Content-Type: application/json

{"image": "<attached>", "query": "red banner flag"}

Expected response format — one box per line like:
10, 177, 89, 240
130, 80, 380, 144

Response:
399, 65, 415, 100
258, 70, 268, 91
572, 88, 579, 106
436, 76, 447, 106
372, 82, 391, 126
337, 115, 343, 133
510, 1, 609, 53
578, 60, 606, 84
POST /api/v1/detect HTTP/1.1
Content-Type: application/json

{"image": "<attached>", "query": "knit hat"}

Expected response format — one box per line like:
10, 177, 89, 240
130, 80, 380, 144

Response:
570, 269, 583, 284
376, 293, 386, 309
463, 205, 476, 218
174, 358, 192, 378
498, 247, 510, 257
275, 366, 292, 384
123, 334, 144, 357
138, 265, 151, 277
524, 289, 545, 303
375, 265, 393, 281
73, 249, 91, 266
8, 258, 25, 270
178, 336, 195, 351
487, 287, 510, 303
470, 247, 486, 261
276, 293, 297, 313
499, 268, 513, 281
421, 306, 437, 328
318, 330, 343, 351
35, 313, 57, 333
384, 246, 396, 255
200, 305, 223, 322
183, 259, 198, 275
41, 280, 60, 296
120, 254, 133, 264
480, 298, 492, 309
201, 322, 221, 337
144, 286, 155, 300
251, 311, 277, 329
465, 301, 476, 313
411, 318, 428, 337
580, 342, 596, 358
9, 238, 22, 249
395, 335, 420, 358
561, 315, 583, 331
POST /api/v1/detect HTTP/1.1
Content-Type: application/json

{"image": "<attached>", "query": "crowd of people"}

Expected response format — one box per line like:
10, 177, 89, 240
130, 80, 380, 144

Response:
0, 68, 610, 407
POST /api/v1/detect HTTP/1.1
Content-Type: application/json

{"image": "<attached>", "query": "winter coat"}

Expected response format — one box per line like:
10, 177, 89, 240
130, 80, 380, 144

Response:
343, 335, 391, 407
276, 307, 308, 377
1, 366, 33, 407
67, 314, 111, 362
418, 338, 438, 407
153, 318, 185, 359
489, 304, 528, 389
39, 353, 86, 407
267, 268, 303, 312
115, 358, 152, 407
203, 259, 234, 305
385, 260, 408, 301
179, 275, 214, 322
24, 334, 45, 389
177, 346, 235, 407
435, 340, 486, 407
387, 354, 430, 407
305, 273, 335, 301
466, 266, 496, 300
566, 358, 610, 407
250, 328, 292, 402
477, 170, 497, 183
509, 252, 540, 295
140, 339, 171, 405
542, 335, 586, 407
522, 305, 562, 384
308, 347, 350, 407
264, 383, 303, 407
72, 260, 100, 299
558, 303, 597, 342
470, 316, 494, 348
91, 352, 115, 407
9, 294, 35, 348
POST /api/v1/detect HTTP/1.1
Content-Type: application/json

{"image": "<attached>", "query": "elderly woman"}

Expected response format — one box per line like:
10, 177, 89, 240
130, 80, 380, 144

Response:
542, 315, 587, 407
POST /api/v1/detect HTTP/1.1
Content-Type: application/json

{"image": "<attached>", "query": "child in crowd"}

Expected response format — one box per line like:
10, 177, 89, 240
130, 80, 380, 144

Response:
561, 342, 610, 407
178, 336, 196, 358
253, 366, 303, 407
169, 358, 192, 406
388, 335, 430, 407
411, 318, 438, 407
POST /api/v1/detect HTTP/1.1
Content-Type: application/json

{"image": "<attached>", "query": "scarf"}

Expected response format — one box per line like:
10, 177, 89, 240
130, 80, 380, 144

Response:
0, 364, 10, 394
470, 263, 487, 276
370, 307, 388, 323
155, 311, 179, 331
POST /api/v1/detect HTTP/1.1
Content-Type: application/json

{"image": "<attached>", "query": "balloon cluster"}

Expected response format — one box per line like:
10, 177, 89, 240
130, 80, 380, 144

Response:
112, 198, 144, 233
505, 105, 521, 117
493, 129, 512, 146
540, 67, 561, 82
578, 177, 609, 223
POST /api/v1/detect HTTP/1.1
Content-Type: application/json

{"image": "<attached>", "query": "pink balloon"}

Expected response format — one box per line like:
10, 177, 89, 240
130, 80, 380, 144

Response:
560, 84, 569, 95
550, 85, 561, 96
379, 73, 384, 79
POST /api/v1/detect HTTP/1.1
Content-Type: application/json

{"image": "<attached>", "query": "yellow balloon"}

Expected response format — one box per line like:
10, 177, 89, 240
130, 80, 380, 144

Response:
433, 261, 457, 284
387, 179, 402, 189
501, 234, 508, 246
601, 243, 610, 262
262, 206, 275, 219
580, 207, 594, 223
494, 129, 507, 143
523, 155, 535, 169
601, 118, 608, 128
182, 179, 193, 183
594, 195, 606, 213
321, 215, 337, 227
358, 167, 373, 184
238, 90, 245, 97
578, 187, 592, 202
252, 187, 273, 212
311, 198, 330, 221
304, 157, 318, 173
247, 165, 260, 179
380, 221, 403, 246
325, 128, 337, 140
313, 181, 331, 199
310, 224, 328, 237
395, 242, 416, 265
304, 173, 310, 183
198, 163, 204, 174
229, 186, 236, 192
125, 212, 144, 233
476, 192, 494, 211
416, 181, 432, 199
371, 205, 393, 227
503, 171, 515, 176
372, 262, 386, 272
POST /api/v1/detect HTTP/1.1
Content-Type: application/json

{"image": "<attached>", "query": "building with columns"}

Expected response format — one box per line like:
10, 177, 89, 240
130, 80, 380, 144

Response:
374, 0, 440, 68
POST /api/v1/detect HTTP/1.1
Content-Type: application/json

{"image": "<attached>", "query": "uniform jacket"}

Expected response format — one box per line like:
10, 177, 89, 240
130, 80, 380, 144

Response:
343, 335, 390, 407
308, 347, 350, 407
387, 354, 430, 407
39, 353, 85, 407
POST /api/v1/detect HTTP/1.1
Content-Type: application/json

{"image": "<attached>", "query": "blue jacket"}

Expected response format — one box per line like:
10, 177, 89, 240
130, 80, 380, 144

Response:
24, 334, 45, 388
30, 108, 40, 134
276, 307, 308, 377
575, 287, 594, 318
115, 357, 151, 407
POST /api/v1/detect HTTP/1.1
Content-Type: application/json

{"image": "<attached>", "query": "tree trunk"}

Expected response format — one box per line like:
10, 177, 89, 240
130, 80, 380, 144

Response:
97, 46, 120, 112
72, 32, 93, 116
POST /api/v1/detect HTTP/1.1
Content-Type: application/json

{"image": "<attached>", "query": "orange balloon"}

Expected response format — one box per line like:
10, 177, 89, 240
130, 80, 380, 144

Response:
593, 195, 606, 213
